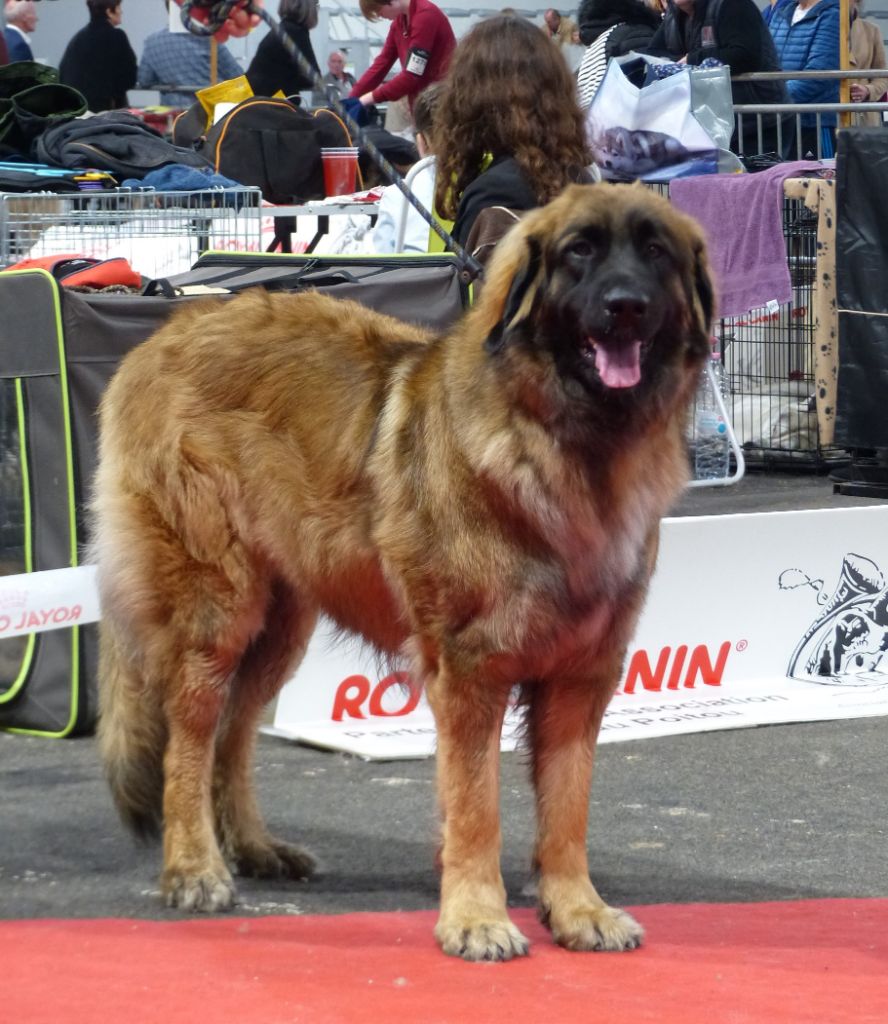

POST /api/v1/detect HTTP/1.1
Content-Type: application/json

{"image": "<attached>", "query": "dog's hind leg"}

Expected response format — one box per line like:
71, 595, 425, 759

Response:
212, 579, 318, 882
426, 668, 529, 961
161, 647, 240, 912
158, 566, 291, 912
95, 495, 248, 913
526, 661, 644, 952
142, 472, 273, 912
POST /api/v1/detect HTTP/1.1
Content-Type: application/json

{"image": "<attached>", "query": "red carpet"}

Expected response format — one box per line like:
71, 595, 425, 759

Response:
6, 900, 888, 1024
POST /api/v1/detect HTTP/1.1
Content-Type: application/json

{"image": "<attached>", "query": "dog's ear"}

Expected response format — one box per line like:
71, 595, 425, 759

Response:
692, 242, 715, 334
484, 236, 542, 354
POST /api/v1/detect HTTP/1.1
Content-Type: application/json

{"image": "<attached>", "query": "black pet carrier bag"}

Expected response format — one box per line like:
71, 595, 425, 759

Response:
0, 253, 468, 735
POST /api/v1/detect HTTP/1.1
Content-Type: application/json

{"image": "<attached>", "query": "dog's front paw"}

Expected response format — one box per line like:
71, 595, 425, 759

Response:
231, 838, 317, 881
435, 916, 530, 961
543, 902, 643, 952
162, 867, 236, 912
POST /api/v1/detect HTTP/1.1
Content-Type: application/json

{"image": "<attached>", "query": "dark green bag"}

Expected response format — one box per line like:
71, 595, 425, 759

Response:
0, 61, 58, 100
0, 98, 13, 142
12, 84, 88, 144
0, 63, 59, 148
0, 64, 87, 154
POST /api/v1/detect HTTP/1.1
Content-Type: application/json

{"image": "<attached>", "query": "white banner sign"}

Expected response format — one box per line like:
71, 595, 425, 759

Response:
7, 507, 888, 759
269, 505, 888, 758
0, 565, 99, 640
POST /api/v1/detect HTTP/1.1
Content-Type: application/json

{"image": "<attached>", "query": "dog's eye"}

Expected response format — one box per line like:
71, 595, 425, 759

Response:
565, 239, 596, 260
645, 242, 666, 260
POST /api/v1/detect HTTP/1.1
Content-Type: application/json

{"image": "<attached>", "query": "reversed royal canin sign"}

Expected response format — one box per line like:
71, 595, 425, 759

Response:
0, 566, 99, 640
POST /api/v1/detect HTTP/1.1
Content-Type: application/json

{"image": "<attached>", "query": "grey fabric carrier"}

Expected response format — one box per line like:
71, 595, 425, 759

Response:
0, 254, 468, 736
157, 251, 468, 331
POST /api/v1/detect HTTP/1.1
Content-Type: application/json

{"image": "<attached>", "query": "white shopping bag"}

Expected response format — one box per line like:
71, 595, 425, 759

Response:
586, 54, 735, 181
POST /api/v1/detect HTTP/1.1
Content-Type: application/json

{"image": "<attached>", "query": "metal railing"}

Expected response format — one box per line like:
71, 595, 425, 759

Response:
731, 69, 888, 160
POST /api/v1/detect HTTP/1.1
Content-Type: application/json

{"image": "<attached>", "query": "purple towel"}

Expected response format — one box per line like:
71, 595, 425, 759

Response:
669, 161, 825, 319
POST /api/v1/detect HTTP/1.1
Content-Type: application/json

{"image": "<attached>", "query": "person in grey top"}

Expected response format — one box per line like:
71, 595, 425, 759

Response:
311, 50, 357, 106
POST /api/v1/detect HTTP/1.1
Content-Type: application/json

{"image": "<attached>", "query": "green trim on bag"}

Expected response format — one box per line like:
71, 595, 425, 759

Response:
49, 276, 80, 576
0, 378, 37, 706
198, 249, 462, 263
17, 378, 32, 576
3, 271, 81, 737
55, 270, 81, 737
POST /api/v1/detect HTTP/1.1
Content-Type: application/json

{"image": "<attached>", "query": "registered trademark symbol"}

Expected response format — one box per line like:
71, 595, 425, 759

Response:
735, 639, 749, 652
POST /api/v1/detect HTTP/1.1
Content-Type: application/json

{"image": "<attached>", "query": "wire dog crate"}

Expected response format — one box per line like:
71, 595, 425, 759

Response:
717, 194, 838, 469
0, 187, 264, 280
648, 182, 839, 471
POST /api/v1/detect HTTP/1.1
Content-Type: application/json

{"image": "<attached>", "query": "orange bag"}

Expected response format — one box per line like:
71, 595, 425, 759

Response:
6, 253, 142, 288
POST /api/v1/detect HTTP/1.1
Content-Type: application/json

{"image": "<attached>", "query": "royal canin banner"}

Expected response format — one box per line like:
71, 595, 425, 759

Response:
269, 505, 888, 758
3, 509, 888, 759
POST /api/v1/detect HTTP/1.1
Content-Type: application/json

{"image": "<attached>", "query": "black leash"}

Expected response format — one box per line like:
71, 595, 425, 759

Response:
178, 0, 484, 283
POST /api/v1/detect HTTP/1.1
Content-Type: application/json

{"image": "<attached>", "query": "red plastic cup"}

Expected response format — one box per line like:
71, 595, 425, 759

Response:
321, 147, 359, 196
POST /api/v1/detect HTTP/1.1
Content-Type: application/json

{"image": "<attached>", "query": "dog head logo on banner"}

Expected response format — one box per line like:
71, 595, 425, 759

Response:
781, 553, 888, 684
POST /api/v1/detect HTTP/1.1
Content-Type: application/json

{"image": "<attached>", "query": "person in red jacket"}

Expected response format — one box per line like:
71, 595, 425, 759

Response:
350, 0, 456, 113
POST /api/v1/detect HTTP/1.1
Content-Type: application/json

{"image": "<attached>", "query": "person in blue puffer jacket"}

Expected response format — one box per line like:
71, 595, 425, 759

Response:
762, 0, 794, 26
768, 0, 840, 157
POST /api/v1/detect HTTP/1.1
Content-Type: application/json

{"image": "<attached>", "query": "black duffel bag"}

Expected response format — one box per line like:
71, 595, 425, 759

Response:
173, 96, 352, 203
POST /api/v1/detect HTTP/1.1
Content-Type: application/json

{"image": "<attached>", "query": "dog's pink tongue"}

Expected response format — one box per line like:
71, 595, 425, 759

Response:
594, 339, 642, 389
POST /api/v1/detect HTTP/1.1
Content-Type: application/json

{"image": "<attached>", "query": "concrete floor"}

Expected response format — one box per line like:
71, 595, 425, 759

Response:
1, 715, 885, 921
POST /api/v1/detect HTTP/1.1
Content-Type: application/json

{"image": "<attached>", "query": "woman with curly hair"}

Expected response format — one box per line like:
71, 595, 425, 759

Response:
434, 15, 593, 249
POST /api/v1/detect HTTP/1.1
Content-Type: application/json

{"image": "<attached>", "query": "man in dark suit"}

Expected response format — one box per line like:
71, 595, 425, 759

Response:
3, 0, 37, 62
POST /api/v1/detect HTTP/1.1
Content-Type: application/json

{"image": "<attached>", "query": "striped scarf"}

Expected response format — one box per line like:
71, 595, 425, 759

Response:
576, 24, 619, 109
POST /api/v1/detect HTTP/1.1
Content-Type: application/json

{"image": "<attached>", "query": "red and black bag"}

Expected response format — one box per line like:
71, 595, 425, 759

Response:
6, 254, 142, 289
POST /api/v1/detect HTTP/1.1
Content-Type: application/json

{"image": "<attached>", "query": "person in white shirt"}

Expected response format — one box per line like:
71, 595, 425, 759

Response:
370, 82, 440, 253
322, 83, 440, 256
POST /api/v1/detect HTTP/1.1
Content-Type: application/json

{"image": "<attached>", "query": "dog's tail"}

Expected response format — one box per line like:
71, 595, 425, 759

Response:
96, 626, 166, 840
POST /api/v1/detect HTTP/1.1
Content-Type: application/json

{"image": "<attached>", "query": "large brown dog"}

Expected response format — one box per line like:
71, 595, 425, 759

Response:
93, 183, 713, 961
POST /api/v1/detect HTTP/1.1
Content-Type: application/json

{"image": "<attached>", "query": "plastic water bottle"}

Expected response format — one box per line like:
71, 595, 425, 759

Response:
694, 348, 730, 481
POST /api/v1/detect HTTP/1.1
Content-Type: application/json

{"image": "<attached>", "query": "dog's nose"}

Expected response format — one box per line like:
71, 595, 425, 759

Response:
604, 288, 648, 324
